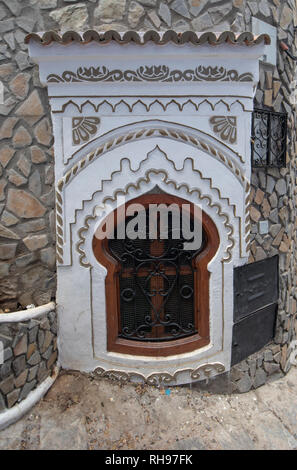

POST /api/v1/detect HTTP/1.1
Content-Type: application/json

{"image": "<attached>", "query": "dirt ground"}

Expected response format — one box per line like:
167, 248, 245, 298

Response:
0, 366, 296, 450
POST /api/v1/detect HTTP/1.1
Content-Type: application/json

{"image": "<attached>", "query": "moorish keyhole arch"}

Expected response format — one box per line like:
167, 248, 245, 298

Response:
92, 193, 220, 357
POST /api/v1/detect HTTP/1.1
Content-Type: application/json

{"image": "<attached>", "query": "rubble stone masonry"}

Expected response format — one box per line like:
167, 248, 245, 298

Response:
0, 308, 57, 411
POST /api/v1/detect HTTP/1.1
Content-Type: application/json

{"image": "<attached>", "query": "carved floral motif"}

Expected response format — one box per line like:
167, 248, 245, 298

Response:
209, 116, 237, 144
56, 126, 247, 265
48, 65, 253, 84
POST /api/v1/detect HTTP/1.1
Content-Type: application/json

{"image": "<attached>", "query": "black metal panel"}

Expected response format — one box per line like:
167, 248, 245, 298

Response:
234, 255, 279, 323
231, 304, 277, 366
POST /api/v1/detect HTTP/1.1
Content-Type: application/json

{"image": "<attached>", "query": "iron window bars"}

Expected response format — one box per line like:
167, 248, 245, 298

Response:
108, 210, 206, 342
251, 109, 287, 167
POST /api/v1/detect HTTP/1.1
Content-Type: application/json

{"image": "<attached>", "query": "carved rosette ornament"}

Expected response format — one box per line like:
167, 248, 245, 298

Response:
72, 117, 100, 146
209, 116, 237, 144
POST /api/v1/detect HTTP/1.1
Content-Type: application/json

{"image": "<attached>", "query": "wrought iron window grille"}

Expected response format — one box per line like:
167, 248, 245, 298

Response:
108, 210, 206, 342
251, 109, 287, 167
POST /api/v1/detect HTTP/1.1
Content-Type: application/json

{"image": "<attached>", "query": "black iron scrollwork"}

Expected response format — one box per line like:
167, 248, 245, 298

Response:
108, 211, 205, 342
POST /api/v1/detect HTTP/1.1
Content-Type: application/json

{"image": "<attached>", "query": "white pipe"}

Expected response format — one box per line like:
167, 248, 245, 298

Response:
0, 301, 55, 323
0, 366, 59, 431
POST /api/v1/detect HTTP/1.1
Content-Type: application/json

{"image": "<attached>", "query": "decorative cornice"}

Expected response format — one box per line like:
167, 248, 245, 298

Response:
93, 362, 226, 386
25, 30, 271, 47
47, 65, 253, 84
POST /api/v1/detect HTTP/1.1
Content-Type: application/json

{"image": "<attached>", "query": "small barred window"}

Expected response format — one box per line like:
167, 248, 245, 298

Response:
251, 109, 287, 167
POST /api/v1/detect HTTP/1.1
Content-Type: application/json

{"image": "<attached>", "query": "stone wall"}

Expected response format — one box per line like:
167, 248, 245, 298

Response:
0, 0, 296, 389
244, 1, 297, 388
0, 308, 57, 411
0, 0, 56, 309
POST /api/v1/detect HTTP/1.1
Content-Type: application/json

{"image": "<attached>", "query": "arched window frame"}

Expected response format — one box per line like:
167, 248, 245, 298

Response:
92, 194, 220, 357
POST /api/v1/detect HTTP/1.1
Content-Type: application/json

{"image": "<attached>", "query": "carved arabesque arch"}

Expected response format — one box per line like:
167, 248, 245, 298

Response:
56, 122, 248, 264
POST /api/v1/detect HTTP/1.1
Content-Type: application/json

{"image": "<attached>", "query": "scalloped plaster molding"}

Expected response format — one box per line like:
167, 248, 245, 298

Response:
0, 366, 59, 432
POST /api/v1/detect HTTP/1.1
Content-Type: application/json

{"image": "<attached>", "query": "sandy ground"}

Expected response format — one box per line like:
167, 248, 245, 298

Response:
0, 366, 296, 450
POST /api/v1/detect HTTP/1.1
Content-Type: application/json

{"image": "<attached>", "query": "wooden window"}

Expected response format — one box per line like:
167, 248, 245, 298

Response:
92, 194, 219, 357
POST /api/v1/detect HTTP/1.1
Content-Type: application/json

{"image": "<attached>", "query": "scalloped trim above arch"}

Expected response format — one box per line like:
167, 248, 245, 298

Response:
56, 121, 248, 264
74, 146, 239, 268
53, 97, 248, 115
93, 362, 226, 386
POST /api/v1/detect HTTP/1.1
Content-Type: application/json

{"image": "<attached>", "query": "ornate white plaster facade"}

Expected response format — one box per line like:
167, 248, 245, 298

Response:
29, 34, 266, 384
